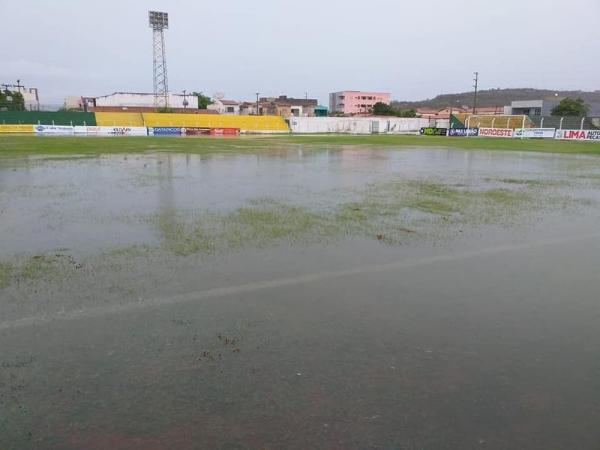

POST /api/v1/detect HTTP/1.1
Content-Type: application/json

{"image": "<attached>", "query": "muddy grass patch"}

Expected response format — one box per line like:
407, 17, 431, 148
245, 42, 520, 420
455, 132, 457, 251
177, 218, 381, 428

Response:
136, 178, 562, 257
0, 254, 85, 288
0, 262, 13, 289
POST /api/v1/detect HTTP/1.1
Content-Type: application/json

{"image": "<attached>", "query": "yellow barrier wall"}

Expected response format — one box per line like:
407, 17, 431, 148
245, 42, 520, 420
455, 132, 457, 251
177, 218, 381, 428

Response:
0, 124, 34, 133
95, 112, 145, 127
142, 113, 289, 132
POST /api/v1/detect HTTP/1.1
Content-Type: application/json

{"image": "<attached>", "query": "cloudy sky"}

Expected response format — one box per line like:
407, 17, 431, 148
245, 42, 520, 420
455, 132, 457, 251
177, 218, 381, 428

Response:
2, 0, 599, 106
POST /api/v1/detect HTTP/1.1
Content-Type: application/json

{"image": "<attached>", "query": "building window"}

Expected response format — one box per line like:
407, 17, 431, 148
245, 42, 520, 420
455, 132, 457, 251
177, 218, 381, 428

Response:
226, 106, 234, 113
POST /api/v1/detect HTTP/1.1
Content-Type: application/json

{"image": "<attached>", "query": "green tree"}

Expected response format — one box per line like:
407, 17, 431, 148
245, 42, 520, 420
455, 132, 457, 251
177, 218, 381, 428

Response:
399, 108, 417, 118
372, 102, 416, 117
373, 102, 395, 116
551, 97, 589, 116
0, 90, 25, 111
193, 92, 213, 109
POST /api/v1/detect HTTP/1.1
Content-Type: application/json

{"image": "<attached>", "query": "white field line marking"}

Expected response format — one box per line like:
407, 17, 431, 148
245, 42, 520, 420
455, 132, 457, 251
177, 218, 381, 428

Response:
1, 232, 599, 332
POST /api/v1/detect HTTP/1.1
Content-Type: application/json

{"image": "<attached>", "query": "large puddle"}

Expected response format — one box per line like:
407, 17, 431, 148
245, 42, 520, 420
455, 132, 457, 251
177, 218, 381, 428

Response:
2, 146, 600, 449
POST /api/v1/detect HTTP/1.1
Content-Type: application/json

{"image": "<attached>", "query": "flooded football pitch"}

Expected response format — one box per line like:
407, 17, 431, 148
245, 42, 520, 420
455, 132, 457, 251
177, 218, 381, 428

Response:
2, 145, 600, 449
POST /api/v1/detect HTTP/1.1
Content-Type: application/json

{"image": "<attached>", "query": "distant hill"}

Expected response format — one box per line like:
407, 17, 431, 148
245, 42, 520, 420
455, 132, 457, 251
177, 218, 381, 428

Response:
392, 88, 600, 110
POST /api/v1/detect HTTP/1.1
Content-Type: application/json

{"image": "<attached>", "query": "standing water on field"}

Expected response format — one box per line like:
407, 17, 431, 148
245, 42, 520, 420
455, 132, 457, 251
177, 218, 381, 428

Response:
2, 146, 600, 450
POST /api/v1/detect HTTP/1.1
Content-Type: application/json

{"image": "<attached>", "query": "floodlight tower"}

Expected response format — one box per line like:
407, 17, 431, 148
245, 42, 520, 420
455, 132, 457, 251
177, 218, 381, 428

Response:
148, 11, 169, 109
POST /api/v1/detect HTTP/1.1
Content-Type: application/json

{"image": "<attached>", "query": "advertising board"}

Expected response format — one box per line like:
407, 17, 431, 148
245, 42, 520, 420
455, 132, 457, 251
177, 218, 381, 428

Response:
74, 126, 147, 136
180, 127, 241, 136
34, 125, 75, 135
554, 129, 600, 141
210, 128, 240, 135
419, 127, 448, 136
513, 128, 555, 139
148, 127, 183, 136
448, 127, 479, 137
478, 127, 514, 138
0, 124, 34, 133
182, 128, 211, 136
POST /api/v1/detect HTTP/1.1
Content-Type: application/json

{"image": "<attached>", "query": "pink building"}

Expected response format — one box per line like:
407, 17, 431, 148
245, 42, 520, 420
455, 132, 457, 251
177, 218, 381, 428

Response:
329, 91, 391, 115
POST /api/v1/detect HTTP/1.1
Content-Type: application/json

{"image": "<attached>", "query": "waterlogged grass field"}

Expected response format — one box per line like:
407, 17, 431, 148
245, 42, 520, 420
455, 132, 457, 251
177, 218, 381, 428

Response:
2, 134, 600, 157
2, 136, 600, 449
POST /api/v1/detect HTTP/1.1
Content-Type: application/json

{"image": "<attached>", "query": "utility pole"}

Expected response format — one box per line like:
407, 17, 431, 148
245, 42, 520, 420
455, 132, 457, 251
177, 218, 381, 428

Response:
182, 89, 188, 109
472, 71, 479, 114
256, 92, 260, 116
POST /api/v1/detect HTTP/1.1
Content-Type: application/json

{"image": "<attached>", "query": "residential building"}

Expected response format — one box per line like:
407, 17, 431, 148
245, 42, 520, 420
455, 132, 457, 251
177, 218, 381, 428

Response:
504, 100, 556, 117
208, 99, 240, 115
329, 91, 391, 115
417, 105, 503, 120
417, 106, 468, 120
314, 105, 328, 117
504, 99, 600, 117
1, 81, 40, 110
240, 95, 318, 117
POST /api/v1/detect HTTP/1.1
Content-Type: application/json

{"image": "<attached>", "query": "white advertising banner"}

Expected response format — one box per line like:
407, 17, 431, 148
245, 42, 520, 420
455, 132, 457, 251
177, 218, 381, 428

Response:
73, 126, 147, 136
34, 125, 75, 135
555, 129, 600, 141
478, 127, 514, 138
513, 128, 556, 139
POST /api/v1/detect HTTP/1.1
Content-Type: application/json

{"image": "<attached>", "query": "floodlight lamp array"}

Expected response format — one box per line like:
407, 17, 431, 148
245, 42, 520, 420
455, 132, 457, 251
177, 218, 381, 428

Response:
149, 11, 169, 29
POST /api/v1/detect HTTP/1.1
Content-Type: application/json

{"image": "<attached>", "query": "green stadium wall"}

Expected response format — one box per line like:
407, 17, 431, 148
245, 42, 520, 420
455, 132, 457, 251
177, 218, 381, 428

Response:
0, 111, 97, 126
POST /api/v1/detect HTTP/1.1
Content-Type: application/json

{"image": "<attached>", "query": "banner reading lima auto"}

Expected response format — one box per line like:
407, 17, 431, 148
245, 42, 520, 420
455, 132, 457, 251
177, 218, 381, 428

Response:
555, 129, 600, 140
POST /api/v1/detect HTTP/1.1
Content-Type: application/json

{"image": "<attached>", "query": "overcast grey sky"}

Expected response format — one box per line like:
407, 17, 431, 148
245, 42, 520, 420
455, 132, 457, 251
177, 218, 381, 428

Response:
1, 0, 599, 105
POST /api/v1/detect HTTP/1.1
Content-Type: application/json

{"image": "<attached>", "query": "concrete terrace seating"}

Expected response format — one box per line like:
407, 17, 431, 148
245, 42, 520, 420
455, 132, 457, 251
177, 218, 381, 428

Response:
95, 112, 145, 127
453, 114, 534, 129
141, 113, 290, 132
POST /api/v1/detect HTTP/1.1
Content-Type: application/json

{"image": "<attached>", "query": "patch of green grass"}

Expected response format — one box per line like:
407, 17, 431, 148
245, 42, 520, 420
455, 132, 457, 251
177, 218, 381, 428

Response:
409, 199, 457, 215
19, 255, 61, 280
5, 254, 84, 284
141, 178, 552, 256
491, 178, 568, 187
1, 134, 600, 159
150, 200, 332, 256
0, 262, 13, 288
224, 199, 328, 247
157, 215, 216, 256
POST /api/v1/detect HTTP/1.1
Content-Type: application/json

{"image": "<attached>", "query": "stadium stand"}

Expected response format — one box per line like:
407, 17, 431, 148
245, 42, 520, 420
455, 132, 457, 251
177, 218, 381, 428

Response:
95, 112, 145, 126
0, 111, 96, 126
452, 114, 533, 129
141, 113, 289, 132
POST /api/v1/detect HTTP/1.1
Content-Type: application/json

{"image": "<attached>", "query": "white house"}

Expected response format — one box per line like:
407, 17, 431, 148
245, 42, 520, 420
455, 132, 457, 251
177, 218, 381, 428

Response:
208, 99, 240, 115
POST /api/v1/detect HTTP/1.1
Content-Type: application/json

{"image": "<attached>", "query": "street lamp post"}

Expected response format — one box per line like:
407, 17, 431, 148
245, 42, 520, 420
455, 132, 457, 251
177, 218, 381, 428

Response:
472, 71, 479, 114
182, 89, 189, 110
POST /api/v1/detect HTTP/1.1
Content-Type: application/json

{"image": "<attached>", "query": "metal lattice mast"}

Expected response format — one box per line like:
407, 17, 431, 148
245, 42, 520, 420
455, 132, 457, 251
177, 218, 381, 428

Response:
149, 11, 169, 109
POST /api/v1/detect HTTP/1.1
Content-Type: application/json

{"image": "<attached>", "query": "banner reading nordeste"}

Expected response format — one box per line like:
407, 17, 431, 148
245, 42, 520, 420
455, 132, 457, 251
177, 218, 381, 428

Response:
513, 128, 556, 139
34, 125, 75, 135
73, 126, 147, 136
555, 129, 600, 141
478, 127, 513, 138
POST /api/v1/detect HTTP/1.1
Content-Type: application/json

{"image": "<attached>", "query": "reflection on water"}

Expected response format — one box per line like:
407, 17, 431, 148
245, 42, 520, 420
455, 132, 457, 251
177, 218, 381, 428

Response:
2, 147, 600, 449
2, 147, 600, 258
